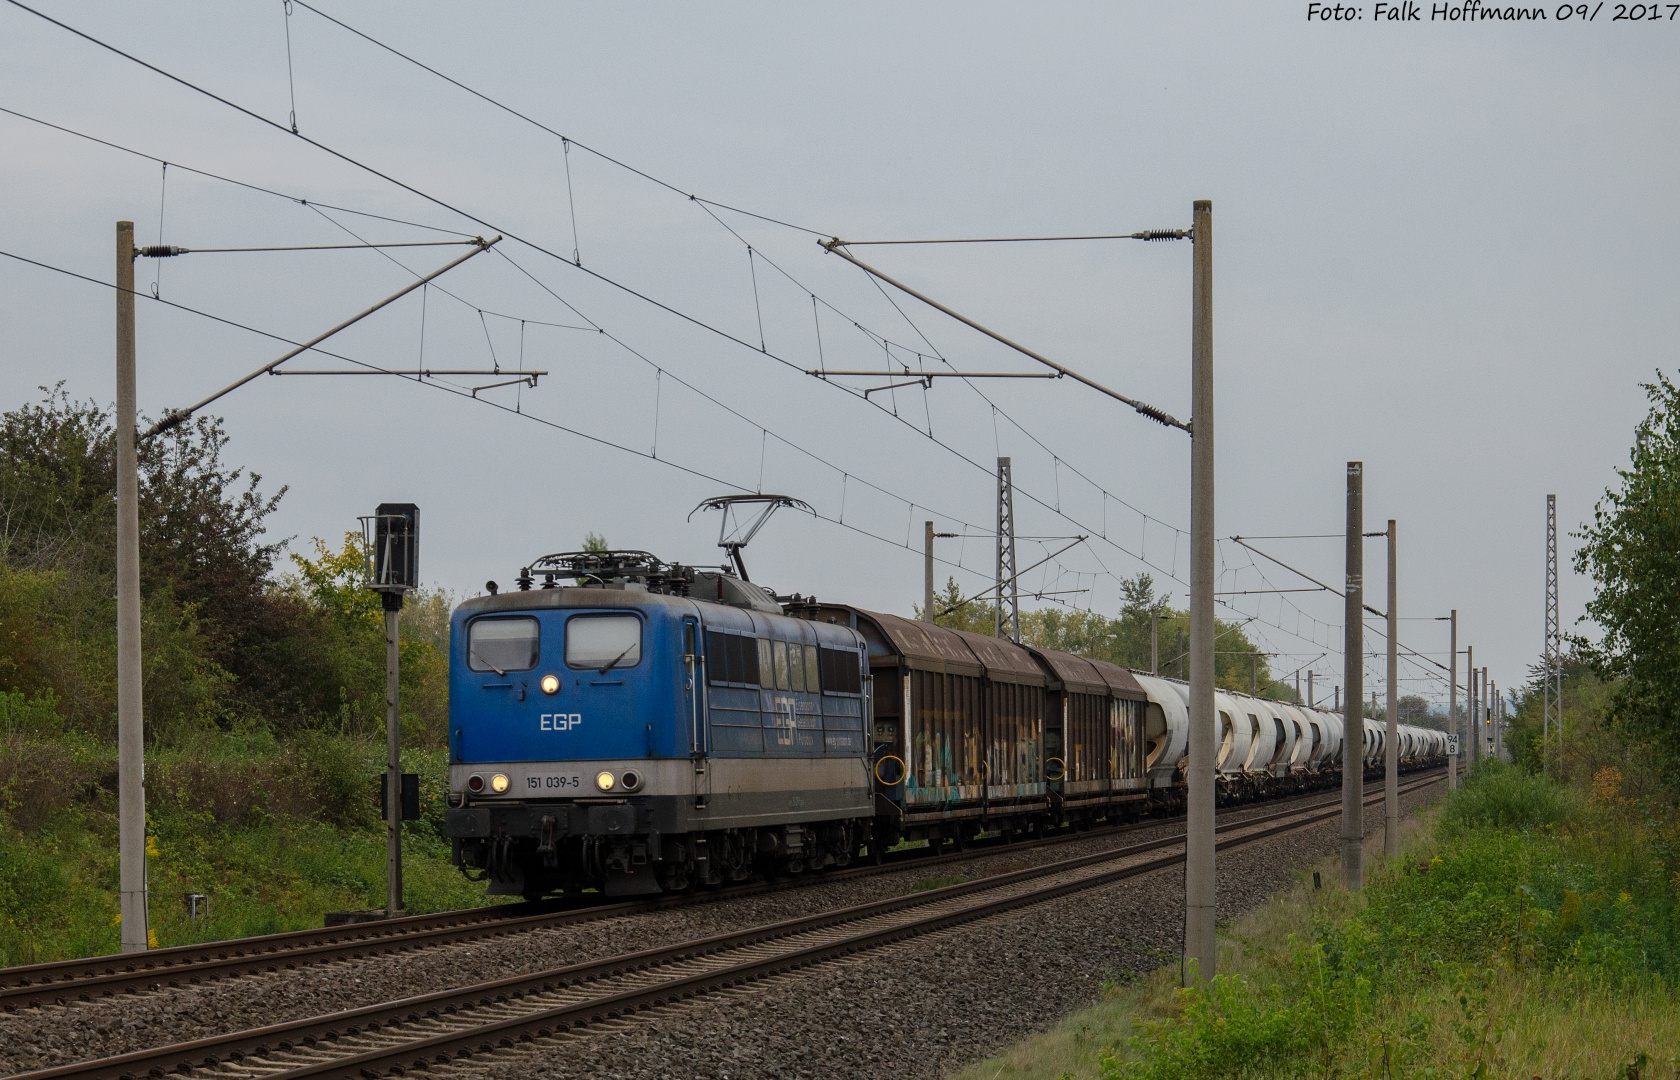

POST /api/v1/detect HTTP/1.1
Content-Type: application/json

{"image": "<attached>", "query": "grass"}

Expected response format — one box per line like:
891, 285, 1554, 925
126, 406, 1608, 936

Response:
0, 732, 505, 965
949, 763, 1680, 1080
913, 874, 971, 891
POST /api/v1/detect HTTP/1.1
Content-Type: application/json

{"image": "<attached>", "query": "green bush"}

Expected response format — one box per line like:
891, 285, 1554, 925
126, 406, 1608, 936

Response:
0, 688, 63, 735
1438, 759, 1582, 835
1104, 971, 1314, 1080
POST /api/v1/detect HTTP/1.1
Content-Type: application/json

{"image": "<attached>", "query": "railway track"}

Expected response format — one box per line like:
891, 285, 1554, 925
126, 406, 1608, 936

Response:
13, 774, 1442, 1080
0, 771, 1444, 1015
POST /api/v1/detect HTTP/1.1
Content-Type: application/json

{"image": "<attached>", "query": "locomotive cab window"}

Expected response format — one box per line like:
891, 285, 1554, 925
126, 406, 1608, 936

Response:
565, 614, 642, 671
467, 616, 539, 673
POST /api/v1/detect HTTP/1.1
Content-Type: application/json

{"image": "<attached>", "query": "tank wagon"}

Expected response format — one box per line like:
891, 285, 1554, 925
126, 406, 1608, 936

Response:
444, 550, 1447, 898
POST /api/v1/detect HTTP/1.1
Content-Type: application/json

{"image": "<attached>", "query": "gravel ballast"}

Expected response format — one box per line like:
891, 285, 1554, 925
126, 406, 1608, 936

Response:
435, 781, 1444, 1080
0, 779, 1441, 1076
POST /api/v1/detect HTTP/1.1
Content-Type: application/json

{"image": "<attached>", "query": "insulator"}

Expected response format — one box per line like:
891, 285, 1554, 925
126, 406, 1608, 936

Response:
136, 245, 188, 258
1137, 230, 1187, 242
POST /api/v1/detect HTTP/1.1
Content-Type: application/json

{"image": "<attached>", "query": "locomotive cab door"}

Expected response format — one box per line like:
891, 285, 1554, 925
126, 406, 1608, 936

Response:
685, 618, 711, 809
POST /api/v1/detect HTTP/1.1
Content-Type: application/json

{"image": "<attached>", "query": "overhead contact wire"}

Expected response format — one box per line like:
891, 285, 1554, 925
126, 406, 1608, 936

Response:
8, 2, 1190, 598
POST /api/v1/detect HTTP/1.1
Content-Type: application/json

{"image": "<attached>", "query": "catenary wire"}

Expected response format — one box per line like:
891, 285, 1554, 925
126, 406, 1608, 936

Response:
287, 0, 831, 238
3, 8, 1193, 609
0, 105, 476, 237
0, 242, 1009, 588
3, 86, 1479, 698
303, 205, 1007, 558
14, 5, 1432, 660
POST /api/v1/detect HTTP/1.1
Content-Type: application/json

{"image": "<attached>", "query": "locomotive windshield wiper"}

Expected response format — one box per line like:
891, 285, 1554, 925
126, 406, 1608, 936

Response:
470, 650, 507, 676
598, 645, 637, 675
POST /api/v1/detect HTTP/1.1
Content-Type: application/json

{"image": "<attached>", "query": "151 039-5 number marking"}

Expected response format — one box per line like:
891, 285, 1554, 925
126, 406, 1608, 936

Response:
528, 774, 582, 790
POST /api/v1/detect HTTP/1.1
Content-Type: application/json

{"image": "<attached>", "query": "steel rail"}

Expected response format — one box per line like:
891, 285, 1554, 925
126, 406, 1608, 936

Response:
12, 775, 1444, 1080
0, 770, 1443, 1013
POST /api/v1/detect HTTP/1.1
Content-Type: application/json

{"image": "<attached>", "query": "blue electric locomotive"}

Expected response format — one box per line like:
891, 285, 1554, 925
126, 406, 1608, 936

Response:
444, 551, 875, 898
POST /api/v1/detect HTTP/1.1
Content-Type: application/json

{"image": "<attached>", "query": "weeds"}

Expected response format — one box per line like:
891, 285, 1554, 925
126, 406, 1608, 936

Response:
1091, 765, 1680, 1079
1437, 759, 1581, 836
913, 874, 970, 891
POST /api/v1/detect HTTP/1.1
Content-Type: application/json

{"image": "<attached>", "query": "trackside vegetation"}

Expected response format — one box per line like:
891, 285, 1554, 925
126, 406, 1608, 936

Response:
952, 762, 1680, 1079
0, 389, 495, 964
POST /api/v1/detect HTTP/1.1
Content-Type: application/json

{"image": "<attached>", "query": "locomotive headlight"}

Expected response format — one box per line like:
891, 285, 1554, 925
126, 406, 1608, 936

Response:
466, 774, 485, 793
595, 770, 616, 792
490, 773, 510, 793
540, 674, 560, 695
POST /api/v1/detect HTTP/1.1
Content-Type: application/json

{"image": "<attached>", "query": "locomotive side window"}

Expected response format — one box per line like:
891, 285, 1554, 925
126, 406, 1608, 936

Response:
725, 634, 745, 683
565, 614, 642, 670
741, 637, 760, 684
467, 616, 539, 672
802, 645, 819, 692
758, 638, 775, 689
773, 640, 792, 691
796, 641, 816, 692
705, 631, 761, 686
705, 631, 729, 683
819, 647, 863, 694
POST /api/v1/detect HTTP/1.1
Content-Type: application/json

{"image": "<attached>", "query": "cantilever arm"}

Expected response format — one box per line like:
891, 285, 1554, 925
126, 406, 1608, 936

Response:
141, 236, 500, 440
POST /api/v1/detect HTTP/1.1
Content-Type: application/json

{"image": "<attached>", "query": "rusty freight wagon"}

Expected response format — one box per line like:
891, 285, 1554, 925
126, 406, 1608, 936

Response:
1025, 646, 1150, 825
809, 606, 1148, 851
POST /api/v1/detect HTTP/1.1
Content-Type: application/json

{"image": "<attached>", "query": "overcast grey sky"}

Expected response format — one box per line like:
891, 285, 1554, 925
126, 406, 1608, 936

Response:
2, 2, 1674, 707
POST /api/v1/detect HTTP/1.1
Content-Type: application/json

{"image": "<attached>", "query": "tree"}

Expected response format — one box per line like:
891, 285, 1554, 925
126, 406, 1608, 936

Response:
0, 387, 284, 734
913, 571, 1290, 699
1397, 694, 1432, 725
279, 533, 449, 743
0, 387, 453, 745
1574, 371, 1680, 777
914, 577, 997, 636
582, 532, 610, 553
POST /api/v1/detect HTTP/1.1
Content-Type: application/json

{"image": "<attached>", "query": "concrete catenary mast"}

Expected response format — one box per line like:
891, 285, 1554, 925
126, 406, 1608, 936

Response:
1342, 461, 1364, 890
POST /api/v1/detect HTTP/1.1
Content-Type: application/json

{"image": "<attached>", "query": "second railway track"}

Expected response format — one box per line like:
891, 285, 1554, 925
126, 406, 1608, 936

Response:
14, 774, 1442, 1080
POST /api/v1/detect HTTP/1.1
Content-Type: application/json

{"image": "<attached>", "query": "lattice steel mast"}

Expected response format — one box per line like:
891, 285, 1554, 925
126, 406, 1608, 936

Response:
1544, 494, 1561, 773
996, 457, 1020, 641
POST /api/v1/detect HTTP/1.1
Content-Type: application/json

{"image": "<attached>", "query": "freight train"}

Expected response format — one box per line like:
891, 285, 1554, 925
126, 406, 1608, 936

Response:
444, 550, 1448, 899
